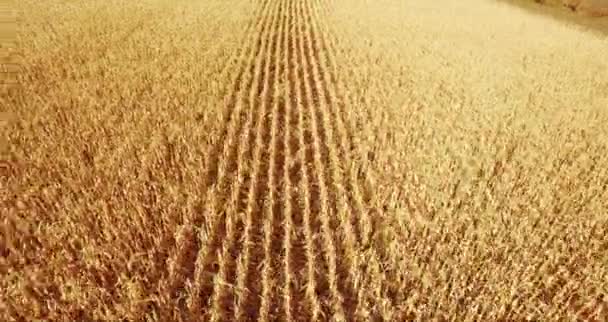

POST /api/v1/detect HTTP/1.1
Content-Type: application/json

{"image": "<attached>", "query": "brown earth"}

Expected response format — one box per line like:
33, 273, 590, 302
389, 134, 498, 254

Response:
540, 0, 608, 16
577, 0, 608, 16
503, 0, 608, 34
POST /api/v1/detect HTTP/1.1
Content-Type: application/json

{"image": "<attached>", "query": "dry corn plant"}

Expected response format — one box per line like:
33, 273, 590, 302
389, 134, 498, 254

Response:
3, 0, 608, 321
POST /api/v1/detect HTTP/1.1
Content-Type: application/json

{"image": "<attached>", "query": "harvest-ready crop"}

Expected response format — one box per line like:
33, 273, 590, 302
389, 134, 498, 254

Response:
4, 0, 607, 321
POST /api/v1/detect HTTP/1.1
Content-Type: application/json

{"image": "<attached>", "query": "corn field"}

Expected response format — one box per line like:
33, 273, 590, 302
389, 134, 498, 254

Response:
3, 0, 608, 321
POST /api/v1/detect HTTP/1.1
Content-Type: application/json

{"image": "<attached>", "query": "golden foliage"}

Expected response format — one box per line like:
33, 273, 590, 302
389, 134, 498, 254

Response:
4, 0, 607, 321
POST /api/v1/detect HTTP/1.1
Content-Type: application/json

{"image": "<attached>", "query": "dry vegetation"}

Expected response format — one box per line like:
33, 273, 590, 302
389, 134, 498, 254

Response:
3, 0, 608, 321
